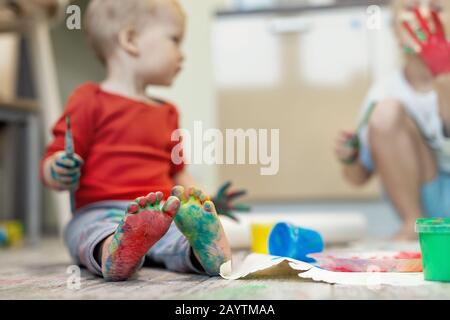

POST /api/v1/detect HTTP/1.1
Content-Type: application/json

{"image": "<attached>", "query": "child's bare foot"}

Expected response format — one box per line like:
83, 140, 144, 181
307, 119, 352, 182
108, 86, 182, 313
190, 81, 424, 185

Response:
393, 220, 418, 241
171, 186, 232, 276
101, 192, 180, 281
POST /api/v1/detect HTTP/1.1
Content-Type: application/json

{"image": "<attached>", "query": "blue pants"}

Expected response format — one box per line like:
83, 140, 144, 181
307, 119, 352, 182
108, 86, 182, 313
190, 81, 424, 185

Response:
64, 201, 204, 277
360, 145, 450, 218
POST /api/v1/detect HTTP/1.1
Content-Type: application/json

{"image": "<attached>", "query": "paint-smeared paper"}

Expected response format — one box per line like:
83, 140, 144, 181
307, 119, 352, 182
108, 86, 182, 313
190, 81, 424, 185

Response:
220, 253, 430, 287
309, 251, 422, 273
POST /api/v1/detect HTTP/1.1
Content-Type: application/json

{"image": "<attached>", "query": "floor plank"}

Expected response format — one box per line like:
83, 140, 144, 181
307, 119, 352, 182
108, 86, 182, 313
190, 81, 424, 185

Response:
1, 239, 449, 300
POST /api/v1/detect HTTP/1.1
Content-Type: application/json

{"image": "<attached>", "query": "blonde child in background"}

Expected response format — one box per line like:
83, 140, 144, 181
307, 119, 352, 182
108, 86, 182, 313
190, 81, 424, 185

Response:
40, 0, 243, 281
335, 0, 450, 240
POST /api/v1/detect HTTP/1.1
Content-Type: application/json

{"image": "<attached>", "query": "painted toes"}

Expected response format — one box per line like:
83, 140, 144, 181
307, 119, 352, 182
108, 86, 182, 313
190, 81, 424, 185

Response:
126, 195, 149, 214
146, 192, 157, 205
203, 200, 217, 214
199, 191, 210, 203
127, 191, 170, 216
189, 187, 210, 203
127, 192, 160, 214
171, 185, 186, 201
143, 191, 164, 208
126, 202, 140, 214
134, 197, 148, 209
162, 196, 181, 218
155, 191, 163, 203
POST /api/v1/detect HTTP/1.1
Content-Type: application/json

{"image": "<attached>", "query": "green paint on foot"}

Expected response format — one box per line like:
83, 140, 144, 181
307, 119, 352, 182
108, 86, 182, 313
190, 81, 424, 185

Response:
172, 186, 232, 276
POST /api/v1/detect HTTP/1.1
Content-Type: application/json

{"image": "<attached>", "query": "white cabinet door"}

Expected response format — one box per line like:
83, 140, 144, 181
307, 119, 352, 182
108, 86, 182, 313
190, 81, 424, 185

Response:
213, 7, 397, 200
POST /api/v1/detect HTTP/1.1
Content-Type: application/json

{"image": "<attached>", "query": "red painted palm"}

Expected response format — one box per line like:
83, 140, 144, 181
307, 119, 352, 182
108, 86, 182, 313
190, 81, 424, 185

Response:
403, 8, 450, 76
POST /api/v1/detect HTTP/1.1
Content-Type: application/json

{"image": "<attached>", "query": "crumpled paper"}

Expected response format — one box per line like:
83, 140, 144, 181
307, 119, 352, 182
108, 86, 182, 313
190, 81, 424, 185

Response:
220, 253, 430, 287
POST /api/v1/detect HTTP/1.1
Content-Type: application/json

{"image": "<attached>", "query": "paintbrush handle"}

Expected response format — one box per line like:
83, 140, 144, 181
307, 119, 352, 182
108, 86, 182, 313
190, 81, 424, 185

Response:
342, 102, 376, 165
69, 192, 76, 213
356, 102, 376, 135
65, 116, 76, 213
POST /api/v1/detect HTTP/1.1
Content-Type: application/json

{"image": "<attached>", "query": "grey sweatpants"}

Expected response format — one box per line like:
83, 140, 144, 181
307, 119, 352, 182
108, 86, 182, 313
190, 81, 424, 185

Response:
63, 201, 204, 277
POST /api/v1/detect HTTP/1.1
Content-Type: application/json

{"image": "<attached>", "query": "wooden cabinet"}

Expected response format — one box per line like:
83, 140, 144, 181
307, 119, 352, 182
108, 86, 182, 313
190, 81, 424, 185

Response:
0, 33, 19, 102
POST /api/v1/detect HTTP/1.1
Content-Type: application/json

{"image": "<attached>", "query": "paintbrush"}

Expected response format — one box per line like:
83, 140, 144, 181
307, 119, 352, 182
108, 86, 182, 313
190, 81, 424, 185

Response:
356, 102, 376, 135
344, 102, 376, 163
65, 116, 76, 213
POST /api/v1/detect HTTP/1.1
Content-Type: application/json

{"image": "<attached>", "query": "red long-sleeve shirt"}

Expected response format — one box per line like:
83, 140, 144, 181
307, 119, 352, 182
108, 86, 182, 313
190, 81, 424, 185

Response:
40, 82, 185, 210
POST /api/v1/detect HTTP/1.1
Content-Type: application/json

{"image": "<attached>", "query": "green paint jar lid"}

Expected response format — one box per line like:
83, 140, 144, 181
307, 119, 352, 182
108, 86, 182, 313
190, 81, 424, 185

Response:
415, 218, 450, 234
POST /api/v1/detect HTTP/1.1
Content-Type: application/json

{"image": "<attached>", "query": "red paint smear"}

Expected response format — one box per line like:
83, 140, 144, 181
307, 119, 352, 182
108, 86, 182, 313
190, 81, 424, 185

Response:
393, 251, 422, 259
105, 208, 174, 280
324, 266, 354, 272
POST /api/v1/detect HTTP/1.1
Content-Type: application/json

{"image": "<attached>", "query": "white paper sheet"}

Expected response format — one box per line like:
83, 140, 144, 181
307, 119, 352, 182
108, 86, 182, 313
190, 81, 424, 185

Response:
221, 253, 430, 287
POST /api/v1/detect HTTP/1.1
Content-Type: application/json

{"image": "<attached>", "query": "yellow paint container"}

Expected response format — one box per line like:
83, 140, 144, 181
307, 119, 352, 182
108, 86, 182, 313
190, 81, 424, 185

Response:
250, 223, 274, 254
0, 221, 23, 247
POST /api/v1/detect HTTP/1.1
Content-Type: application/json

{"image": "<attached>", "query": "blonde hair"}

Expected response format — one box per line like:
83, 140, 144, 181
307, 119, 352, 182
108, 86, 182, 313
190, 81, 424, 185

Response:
85, 0, 158, 64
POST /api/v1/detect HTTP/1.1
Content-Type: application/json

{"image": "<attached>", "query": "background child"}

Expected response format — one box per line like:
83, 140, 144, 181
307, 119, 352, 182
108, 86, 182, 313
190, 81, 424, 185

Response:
335, 0, 450, 240
40, 0, 235, 281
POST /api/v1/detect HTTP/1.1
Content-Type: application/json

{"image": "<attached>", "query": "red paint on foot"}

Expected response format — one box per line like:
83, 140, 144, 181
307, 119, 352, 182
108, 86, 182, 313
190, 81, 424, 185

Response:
103, 196, 180, 281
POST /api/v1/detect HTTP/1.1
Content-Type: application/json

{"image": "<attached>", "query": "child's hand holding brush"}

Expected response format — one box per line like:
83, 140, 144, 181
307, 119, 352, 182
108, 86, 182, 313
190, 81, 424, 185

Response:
336, 102, 376, 165
335, 130, 360, 165
43, 151, 84, 191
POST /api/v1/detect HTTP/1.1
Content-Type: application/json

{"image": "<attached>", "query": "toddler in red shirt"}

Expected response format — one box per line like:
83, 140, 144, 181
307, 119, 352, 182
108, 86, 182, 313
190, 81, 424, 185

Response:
41, 0, 234, 281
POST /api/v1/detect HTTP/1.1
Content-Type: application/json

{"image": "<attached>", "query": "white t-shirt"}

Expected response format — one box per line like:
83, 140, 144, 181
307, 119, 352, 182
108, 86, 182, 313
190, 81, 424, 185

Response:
358, 69, 450, 173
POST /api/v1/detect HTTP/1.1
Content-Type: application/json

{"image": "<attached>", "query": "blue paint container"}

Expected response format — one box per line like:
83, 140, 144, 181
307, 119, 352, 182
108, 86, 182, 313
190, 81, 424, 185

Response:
0, 227, 7, 247
268, 222, 324, 263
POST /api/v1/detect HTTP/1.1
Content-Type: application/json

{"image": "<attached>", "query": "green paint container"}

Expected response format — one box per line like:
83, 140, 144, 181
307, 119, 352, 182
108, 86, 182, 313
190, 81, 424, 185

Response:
416, 218, 450, 282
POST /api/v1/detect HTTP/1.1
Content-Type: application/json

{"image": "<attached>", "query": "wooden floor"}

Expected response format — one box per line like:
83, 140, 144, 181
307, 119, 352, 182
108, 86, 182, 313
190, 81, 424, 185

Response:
1, 239, 450, 300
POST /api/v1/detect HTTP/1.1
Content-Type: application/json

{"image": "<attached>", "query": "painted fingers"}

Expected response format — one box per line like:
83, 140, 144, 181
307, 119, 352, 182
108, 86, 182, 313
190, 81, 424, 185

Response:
50, 151, 84, 191
335, 130, 359, 165
212, 181, 251, 222
401, 6, 450, 76
402, 7, 445, 49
